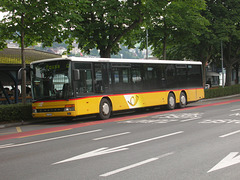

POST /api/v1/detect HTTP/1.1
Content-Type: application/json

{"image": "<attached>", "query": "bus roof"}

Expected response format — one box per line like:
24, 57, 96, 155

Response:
30, 57, 202, 65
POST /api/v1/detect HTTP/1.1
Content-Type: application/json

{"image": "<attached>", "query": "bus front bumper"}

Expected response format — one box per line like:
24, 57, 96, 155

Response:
32, 111, 76, 118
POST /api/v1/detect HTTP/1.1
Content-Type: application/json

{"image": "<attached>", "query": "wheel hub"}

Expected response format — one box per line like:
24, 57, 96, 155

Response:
169, 96, 175, 107
102, 103, 110, 115
181, 95, 186, 105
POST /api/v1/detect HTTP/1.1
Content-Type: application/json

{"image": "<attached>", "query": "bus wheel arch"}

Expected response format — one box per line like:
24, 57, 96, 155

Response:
179, 91, 187, 108
167, 92, 176, 110
98, 97, 112, 120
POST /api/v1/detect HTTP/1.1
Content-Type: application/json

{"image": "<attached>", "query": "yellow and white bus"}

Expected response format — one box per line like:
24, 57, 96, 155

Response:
30, 57, 204, 119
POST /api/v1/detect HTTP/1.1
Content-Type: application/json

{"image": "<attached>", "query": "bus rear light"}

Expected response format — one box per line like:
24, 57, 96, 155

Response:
64, 104, 75, 111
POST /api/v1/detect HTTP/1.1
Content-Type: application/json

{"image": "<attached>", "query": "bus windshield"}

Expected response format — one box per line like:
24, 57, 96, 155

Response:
31, 60, 72, 101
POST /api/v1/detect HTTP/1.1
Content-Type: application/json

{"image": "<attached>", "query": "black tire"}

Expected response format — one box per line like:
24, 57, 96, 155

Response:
63, 117, 74, 122
167, 93, 176, 110
179, 91, 187, 108
98, 98, 112, 120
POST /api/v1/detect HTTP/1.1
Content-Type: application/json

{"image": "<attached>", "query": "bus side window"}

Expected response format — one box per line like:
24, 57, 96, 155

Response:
188, 65, 202, 87
143, 65, 158, 90
166, 65, 176, 88
111, 65, 131, 92
131, 66, 142, 90
74, 63, 93, 95
176, 65, 187, 88
94, 64, 103, 93
158, 64, 167, 89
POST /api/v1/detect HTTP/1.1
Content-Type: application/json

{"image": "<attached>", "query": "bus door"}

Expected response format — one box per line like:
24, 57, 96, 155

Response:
93, 63, 110, 93
74, 63, 93, 95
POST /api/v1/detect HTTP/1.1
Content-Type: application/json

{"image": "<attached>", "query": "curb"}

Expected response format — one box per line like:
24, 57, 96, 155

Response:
0, 118, 56, 129
0, 121, 34, 129
200, 94, 240, 102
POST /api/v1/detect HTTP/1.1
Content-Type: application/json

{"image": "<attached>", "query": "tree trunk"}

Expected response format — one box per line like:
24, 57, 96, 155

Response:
202, 59, 207, 88
235, 63, 239, 84
21, 13, 26, 104
162, 35, 167, 60
225, 65, 232, 86
100, 47, 111, 58
162, 19, 167, 60
200, 50, 211, 88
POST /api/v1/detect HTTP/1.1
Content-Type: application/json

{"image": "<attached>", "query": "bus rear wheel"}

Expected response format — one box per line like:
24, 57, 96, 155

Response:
167, 92, 176, 110
179, 92, 187, 108
98, 98, 112, 120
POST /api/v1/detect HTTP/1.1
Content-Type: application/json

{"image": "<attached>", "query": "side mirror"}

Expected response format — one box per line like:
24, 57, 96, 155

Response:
73, 69, 80, 80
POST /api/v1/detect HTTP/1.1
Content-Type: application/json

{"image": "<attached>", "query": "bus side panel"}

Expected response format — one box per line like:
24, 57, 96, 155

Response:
74, 97, 101, 116
197, 88, 205, 99
140, 91, 169, 107
109, 91, 173, 111
186, 88, 204, 102
109, 95, 135, 111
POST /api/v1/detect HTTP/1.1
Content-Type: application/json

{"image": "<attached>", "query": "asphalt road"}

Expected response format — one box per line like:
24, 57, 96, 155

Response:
1, 95, 240, 180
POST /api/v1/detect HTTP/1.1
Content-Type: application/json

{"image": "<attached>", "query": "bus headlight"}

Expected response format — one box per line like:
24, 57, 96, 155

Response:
32, 107, 37, 113
64, 104, 75, 111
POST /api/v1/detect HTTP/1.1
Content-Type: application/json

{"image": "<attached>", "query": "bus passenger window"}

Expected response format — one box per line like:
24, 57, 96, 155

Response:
74, 63, 93, 95
95, 69, 103, 93
114, 71, 120, 83
122, 69, 129, 83
166, 65, 176, 88
111, 66, 131, 92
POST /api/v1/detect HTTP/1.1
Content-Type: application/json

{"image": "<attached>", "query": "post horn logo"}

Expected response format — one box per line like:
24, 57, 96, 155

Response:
127, 95, 139, 106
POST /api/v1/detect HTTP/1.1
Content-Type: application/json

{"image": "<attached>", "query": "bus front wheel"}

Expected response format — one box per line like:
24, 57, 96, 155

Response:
179, 92, 187, 108
167, 93, 176, 110
98, 98, 112, 120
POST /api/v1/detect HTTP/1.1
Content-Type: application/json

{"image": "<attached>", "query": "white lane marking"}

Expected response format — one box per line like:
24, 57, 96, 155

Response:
0, 143, 14, 148
208, 152, 240, 173
0, 129, 102, 149
52, 131, 183, 165
219, 130, 240, 138
100, 152, 174, 177
229, 113, 240, 116
231, 109, 240, 112
52, 147, 129, 165
180, 117, 200, 122
93, 132, 130, 141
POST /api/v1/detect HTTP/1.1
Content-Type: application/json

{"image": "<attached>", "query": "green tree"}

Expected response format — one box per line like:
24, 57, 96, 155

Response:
166, 0, 240, 86
0, 0, 86, 103
142, 0, 208, 60
70, 0, 168, 58
210, 0, 240, 86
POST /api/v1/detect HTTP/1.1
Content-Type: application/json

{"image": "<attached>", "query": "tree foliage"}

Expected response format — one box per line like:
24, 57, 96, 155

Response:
70, 0, 168, 58
163, 0, 240, 86
141, 0, 208, 60
0, 0, 86, 103
209, 0, 240, 86
0, 0, 86, 48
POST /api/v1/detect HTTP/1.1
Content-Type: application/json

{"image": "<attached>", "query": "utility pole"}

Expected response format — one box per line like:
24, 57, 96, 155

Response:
146, 29, 148, 59
221, 41, 224, 88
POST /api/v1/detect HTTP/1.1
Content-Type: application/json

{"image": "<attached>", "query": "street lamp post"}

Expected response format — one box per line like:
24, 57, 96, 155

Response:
221, 41, 224, 88
146, 29, 148, 59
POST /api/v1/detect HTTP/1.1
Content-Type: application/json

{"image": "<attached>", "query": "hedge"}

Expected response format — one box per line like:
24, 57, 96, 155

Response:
0, 103, 33, 123
204, 84, 240, 99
